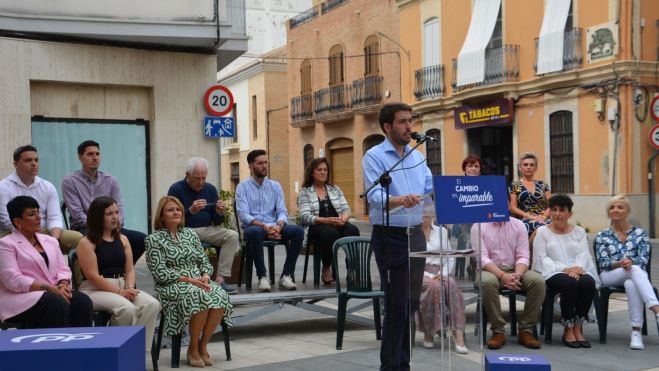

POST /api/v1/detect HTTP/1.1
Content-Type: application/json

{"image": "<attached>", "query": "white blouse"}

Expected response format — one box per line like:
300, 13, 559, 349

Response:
424, 225, 455, 278
532, 225, 600, 287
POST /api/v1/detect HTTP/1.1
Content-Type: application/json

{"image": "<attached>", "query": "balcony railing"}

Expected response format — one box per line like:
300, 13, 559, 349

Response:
321, 0, 349, 14
414, 65, 445, 101
533, 28, 582, 74
314, 85, 352, 118
452, 45, 519, 92
290, 95, 314, 126
352, 76, 383, 109
289, 6, 318, 29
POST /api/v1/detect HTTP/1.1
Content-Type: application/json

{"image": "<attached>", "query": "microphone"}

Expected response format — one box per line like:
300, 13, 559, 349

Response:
411, 132, 438, 142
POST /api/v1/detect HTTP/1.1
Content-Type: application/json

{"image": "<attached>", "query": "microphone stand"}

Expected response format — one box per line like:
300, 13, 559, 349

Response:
360, 136, 428, 371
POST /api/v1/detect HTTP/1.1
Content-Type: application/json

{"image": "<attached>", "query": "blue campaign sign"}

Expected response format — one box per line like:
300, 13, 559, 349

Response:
485, 353, 550, 371
204, 116, 234, 138
433, 175, 510, 224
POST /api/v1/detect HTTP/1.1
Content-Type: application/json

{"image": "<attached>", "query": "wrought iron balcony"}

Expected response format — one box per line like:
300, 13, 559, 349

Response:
452, 45, 519, 93
289, 6, 318, 29
533, 28, 583, 74
290, 95, 315, 128
314, 85, 353, 122
352, 76, 383, 113
414, 65, 445, 101
321, 0, 350, 14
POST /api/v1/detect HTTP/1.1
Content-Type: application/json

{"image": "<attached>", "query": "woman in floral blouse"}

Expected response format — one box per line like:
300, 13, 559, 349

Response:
594, 194, 659, 350
509, 152, 552, 236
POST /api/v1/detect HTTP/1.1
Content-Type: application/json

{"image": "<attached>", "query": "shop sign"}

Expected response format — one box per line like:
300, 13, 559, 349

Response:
454, 99, 514, 129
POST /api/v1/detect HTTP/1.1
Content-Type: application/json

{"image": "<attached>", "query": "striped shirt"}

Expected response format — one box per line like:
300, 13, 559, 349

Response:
296, 184, 350, 226
235, 177, 288, 228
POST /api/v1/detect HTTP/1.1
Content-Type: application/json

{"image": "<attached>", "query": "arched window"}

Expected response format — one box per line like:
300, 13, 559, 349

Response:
425, 129, 442, 175
364, 35, 379, 76
300, 59, 312, 95
549, 110, 574, 193
303, 143, 314, 171
328, 44, 345, 86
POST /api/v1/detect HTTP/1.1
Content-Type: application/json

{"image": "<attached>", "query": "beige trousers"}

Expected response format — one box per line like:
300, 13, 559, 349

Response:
80, 278, 161, 351
193, 226, 239, 278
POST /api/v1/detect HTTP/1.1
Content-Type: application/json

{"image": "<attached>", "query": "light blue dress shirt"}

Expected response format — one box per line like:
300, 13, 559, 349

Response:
363, 137, 433, 227
235, 177, 288, 228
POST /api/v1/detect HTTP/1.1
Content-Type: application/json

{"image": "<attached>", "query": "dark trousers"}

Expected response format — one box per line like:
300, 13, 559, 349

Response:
371, 225, 425, 371
243, 224, 304, 279
77, 227, 145, 264
308, 222, 360, 268
546, 273, 596, 324
7, 291, 93, 328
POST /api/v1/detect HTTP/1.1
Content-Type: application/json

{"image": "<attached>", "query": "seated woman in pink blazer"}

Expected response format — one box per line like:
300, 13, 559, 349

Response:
0, 196, 93, 328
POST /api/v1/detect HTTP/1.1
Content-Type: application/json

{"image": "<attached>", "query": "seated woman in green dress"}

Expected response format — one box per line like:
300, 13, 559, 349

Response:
145, 196, 233, 368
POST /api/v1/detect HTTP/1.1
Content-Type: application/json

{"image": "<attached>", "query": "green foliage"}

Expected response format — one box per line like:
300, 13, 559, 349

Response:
576, 221, 591, 233
219, 190, 236, 231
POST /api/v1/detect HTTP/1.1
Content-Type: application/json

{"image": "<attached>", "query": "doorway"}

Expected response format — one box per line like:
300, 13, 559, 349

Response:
466, 126, 513, 184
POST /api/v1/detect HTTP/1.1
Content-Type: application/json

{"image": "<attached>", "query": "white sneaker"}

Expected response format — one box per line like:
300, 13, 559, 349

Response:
630, 330, 644, 350
278, 275, 297, 290
257, 276, 271, 292
422, 333, 434, 349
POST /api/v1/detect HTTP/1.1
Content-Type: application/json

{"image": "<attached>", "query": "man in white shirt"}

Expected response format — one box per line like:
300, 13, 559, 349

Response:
0, 145, 82, 253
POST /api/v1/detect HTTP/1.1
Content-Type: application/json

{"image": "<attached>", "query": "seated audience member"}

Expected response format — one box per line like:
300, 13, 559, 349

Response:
594, 194, 659, 350
146, 196, 233, 367
235, 149, 303, 291
533, 194, 599, 348
0, 145, 82, 253
509, 152, 552, 236
472, 217, 545, 350
417, 223, 468, 354
61, 140, 145, 263
77, 196, 160, 352
0, 196, 92, 328
296, 157, 359, 285
168, 157, 239, 294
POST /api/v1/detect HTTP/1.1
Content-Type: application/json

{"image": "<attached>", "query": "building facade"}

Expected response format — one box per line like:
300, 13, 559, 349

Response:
0, 0, 247, 232
397, 0, 659, 233
286, 0, 412, 218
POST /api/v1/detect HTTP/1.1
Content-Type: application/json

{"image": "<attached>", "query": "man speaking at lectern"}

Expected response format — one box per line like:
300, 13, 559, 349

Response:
363, 102, 433, 371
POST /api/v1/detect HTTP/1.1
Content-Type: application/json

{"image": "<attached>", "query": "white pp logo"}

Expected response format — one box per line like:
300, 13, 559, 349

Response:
11, 333, 101, 343
498, 356, 532, 362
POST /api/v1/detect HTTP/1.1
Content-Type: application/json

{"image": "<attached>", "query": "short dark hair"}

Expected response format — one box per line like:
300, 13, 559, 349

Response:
7, 196, 40, 228
377, 102, 412, 133
548, 194, 573, 212
247, 149, 267, 165
461, 154, 483, 173
77, 140, 100, 156
13, 145, 37, 162
302, 157, 333, 188
86, 196, 121, 246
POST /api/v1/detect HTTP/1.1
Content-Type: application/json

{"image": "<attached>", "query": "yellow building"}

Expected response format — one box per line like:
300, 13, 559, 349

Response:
397, 0, 659, 233
286, 0, 409, 218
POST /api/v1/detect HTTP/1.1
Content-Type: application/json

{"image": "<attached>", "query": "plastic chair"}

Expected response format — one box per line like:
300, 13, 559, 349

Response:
302, 236, 321, 287
593, 239, 658, 343
152, 310, 231, 370
539, 284, 603, 344
68, 248, 112, 326
233, 199, 281, 291
332, 236, 383, 350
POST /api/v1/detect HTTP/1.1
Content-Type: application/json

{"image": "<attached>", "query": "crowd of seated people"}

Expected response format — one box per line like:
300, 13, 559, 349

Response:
3, 140, 659, 370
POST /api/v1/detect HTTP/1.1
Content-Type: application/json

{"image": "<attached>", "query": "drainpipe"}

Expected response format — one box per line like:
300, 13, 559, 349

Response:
648, 150, 659, 238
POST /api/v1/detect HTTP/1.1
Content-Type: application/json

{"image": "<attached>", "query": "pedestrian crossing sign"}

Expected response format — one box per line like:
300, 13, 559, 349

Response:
204, 116, 234, 138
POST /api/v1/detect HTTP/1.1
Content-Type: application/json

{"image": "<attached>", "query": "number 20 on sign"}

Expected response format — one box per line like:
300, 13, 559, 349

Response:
204, 85, 234, 116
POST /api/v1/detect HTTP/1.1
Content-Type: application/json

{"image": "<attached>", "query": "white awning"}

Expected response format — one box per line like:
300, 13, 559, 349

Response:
456, 0, 501, 87
536, 0, 572, 74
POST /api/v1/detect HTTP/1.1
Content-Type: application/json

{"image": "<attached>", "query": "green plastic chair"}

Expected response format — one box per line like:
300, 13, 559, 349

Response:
332, 236, 383, 350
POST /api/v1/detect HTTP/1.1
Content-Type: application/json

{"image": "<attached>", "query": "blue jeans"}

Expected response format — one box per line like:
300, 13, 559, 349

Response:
243, 224, 303, 279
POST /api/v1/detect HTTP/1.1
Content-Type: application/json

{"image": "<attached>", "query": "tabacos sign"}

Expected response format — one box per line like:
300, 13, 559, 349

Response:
454, 98, 514, 129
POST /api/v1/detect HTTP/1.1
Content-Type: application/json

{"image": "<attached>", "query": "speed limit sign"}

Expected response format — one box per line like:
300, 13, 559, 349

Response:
650, 124, 659, 150
204, 85, 234, 116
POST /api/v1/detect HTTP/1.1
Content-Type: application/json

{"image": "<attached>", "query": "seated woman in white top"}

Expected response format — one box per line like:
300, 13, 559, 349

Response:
533, 194, 600, 349
417, 223, 468, 353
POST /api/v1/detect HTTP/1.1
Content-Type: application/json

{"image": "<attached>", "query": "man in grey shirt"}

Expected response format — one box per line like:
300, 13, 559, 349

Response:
61, 140, 145, 262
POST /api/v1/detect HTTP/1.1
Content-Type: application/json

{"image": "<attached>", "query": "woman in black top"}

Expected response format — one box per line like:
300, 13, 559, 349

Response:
77, 196, 160, 352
